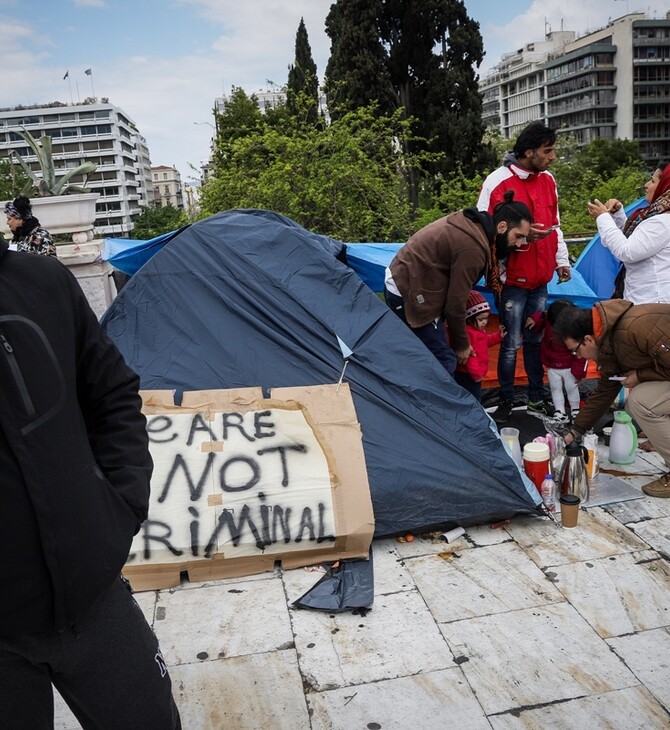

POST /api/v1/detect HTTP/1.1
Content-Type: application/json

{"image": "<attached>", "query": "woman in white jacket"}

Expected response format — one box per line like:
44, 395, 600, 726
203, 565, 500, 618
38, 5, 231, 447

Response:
588, 163, 670, 304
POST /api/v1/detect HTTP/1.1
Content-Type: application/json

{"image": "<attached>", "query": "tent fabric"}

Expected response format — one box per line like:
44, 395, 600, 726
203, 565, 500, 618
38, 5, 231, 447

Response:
103, 226, 190, 276
345, 242, 601, 311
101, 209, 541, 538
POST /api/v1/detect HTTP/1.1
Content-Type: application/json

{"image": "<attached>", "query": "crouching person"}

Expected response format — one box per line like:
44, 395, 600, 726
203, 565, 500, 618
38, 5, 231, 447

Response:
555, 300, 670, 498
0, 236, 181, 728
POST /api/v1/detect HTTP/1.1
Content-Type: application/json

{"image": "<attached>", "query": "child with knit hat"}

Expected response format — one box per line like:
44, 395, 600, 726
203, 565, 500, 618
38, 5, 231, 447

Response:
452, 290, 506, 401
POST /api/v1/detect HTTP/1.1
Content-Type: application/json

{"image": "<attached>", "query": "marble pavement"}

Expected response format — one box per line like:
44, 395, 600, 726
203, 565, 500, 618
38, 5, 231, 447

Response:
55, 443, 670, 729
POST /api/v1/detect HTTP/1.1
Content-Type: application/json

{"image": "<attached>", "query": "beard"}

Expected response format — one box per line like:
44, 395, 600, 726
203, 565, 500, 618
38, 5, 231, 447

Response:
495, 232, 513, 260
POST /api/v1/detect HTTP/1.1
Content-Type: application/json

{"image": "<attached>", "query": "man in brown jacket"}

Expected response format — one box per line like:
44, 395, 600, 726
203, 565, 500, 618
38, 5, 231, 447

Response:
385, 195, 532, 375
556, 300, 670, 497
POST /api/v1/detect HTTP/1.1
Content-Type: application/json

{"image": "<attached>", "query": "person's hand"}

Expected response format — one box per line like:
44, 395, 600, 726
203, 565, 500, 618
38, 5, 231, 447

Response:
557, 266, 571, 283
525, 317, 535, 330
499, 324, 507, 337
455, 346, 473, 365
564, 431, 575, 445
587, 198, 609, 218
527, 223, 554, 242
621, 371, 639, 389
605, 198, 622, 213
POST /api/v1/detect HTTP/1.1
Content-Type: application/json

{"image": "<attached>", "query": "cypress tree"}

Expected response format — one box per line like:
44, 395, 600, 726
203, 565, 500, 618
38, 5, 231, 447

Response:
324, 0, 393, 120
287, 18, 319, 125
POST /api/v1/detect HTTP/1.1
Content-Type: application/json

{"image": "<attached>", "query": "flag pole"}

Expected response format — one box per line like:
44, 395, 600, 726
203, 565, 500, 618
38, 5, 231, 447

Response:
85, 68, 95, 99
63, 71, 73, 105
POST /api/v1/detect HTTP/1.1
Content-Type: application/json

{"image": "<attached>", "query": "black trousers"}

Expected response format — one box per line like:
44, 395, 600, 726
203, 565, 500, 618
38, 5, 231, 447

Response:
0, 577, 181, 730
384, 289, 457, 375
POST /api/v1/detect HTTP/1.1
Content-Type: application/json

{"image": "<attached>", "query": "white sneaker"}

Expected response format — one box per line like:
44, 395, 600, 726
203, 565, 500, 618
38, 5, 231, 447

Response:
553, 412, 569, 424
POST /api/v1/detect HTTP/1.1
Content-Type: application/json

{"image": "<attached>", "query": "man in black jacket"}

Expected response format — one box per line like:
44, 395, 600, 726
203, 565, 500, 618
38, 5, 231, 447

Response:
0, 238, 181, 727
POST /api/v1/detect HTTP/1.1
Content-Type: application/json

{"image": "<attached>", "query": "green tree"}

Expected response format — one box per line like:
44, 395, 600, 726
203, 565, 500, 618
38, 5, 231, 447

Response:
0, 158, 30, 201
324, 0, 393, 120
213, 87, 264, 166
286, 18, 319, 125
132, 204, 187, 240
325, 0, 485, 207
200, 105, 420, 241
552, 137, 647, 236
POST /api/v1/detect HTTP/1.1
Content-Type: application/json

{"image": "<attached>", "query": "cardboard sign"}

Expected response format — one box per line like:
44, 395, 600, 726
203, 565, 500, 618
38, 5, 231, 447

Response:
123, 384, 374, 590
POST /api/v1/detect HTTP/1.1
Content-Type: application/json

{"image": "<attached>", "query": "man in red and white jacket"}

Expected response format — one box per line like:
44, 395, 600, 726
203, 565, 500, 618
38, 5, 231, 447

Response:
477, 121, 571, 423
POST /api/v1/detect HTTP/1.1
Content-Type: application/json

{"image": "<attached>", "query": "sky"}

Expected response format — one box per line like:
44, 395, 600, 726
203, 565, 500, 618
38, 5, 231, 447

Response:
0, 0, 667, 182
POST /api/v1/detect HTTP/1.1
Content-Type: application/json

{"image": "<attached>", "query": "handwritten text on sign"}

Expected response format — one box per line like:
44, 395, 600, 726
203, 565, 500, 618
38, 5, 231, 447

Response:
127, 407, 337, 565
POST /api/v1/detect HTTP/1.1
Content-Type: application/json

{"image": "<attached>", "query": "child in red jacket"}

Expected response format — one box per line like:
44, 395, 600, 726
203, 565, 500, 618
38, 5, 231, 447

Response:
453, 291, 505, 401
526, 299, 586, 423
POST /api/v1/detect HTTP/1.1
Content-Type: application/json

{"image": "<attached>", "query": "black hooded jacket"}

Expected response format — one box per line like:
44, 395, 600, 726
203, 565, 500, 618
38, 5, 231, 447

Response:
0, 239, 152, 635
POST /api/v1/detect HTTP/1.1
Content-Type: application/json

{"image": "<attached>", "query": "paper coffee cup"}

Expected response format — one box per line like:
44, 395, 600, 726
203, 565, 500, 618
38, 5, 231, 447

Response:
559, 493, 581, 528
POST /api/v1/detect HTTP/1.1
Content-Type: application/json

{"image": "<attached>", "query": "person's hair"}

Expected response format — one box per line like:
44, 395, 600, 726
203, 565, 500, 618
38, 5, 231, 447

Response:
546, 299, 574, 326
553, 305, 593, 342
492, 189, 533, 227
12, 196, 32, 219
513, 121, 556, 159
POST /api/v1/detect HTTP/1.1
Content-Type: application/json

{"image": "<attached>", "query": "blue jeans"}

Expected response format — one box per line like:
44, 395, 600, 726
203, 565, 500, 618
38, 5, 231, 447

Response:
497, 284, 547, 403
384, 289, 457, 375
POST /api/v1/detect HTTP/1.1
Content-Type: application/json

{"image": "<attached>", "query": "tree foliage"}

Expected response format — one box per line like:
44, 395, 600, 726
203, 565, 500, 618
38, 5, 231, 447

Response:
325, 0, 486, 206
0, 158, 30, 201
287, 18, 319, 125
132, 204, 187, 240
551, 137, 647, 235
324, 0, 393, 120
200, 105, 420, 241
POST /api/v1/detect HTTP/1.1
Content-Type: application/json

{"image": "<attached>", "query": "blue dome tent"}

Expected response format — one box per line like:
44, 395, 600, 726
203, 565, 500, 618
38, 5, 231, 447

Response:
102, 209, 541, 537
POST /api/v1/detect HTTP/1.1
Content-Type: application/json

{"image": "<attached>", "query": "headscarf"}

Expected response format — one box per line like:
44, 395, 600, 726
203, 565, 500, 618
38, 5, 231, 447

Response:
622, 164, 670, 236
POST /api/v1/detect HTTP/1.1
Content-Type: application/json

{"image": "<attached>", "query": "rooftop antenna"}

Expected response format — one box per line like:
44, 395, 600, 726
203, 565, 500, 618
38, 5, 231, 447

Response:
614, 0, 630, 15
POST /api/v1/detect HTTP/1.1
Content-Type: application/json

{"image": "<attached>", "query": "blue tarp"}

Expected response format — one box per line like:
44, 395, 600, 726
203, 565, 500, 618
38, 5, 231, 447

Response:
344, 242, 602, 311
103, 226, 190, 276
102, 209, 540, 537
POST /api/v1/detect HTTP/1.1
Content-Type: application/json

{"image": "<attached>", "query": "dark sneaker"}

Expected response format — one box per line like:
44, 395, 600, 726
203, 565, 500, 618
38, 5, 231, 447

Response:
492, 401, 514, 424
642, 472, 670, 498
527, 400, 553, 416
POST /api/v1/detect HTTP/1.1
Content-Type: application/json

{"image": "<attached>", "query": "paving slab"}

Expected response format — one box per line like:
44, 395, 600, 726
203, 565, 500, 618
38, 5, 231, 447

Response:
170, 650, 309, 729
290, 589, 454, 691
627, 516, 670, 559
308, 667, 490, 730
365, 540, 414, 595
488, 685, 669, 730
608, 628, 670, 710
604, 495, 670, 524
505, 509, 650, 567
153, 579, 294, 665
407, 542, 562, 623
551, 550, 670, 638
439, 603, 638, 715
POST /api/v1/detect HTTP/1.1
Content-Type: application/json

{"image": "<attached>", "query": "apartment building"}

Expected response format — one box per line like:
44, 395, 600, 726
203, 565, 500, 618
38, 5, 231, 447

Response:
480, 12, 670, 164
0, 101, 151, 236
151, 165, 184, 209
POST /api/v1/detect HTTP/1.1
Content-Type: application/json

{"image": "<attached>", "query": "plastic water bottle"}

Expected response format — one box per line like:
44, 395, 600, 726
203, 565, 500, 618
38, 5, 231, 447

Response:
540, 474, 557, 513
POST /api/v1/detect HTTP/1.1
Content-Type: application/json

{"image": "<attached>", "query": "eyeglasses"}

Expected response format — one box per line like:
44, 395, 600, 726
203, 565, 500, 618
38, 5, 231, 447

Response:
570, 338, 586, 356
